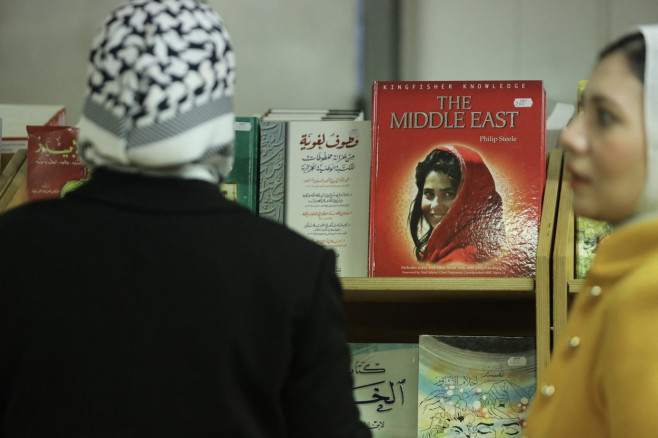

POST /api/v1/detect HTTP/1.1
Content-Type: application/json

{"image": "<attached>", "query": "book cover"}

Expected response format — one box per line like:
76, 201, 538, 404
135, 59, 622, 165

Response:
369, 81, 546, 277
262, 108, 364, 121
284, 120, 371, 277
0, 104, 66, 172
221, 117, 259, 213
418, 335, 536, 438
26, 125, 90, 201
349, 343, 419, 437
258, 121, 286, 223
577, 79, 588, 112
574, 216, 612, 279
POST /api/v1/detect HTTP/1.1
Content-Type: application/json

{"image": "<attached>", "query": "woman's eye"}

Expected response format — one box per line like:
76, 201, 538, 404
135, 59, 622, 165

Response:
423, 190, 435, 200
444, 191, 456, 199
596, 107, 615, 126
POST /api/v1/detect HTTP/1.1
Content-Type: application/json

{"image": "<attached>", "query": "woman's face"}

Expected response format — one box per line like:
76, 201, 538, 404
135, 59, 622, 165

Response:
560, 50, 646, 224
421, 170, 457, 227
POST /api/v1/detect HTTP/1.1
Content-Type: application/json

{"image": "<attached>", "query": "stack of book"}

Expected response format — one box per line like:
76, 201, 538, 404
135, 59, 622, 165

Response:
349, 335, 536, 438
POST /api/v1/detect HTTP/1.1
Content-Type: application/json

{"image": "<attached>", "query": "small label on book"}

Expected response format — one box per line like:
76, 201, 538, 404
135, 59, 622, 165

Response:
514, 98, 533, 108
508, 356, 528, 367
234, 121, 252, 131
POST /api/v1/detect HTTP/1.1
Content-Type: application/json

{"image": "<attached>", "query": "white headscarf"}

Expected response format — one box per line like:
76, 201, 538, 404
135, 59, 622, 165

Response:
77, 0, 235, 183
632, 25, 658, 224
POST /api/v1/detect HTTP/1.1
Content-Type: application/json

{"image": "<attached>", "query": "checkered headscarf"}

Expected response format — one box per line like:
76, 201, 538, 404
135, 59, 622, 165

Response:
77, 0, 235, 183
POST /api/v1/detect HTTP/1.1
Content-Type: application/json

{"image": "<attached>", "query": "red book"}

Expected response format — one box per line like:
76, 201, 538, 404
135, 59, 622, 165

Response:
369, 81, 546, 277
26, 125, 90, 201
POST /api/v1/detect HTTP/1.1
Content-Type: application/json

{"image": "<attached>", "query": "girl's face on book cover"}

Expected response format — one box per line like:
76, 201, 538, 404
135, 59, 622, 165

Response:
561, 50, 646, 224
421, 170, 457, 228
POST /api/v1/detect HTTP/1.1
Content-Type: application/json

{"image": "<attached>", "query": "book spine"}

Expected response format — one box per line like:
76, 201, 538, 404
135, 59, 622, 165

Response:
258, 121, 286, 223
368, 82, 381, 277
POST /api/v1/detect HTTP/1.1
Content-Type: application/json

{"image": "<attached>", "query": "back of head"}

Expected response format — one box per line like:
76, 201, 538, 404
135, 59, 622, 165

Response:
77, 0, 236, 183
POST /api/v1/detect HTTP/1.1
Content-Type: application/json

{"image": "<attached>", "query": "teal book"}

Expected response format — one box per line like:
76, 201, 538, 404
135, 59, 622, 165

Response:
349, 343, 419, 437
418, 335, 536, 438
221, 117, 259, 213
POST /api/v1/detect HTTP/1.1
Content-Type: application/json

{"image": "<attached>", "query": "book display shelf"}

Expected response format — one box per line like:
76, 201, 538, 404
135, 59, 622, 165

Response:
0, 150, 27, 212
341, 148, 563, 381
0, 122, 563, 381
552, 154, 583, 344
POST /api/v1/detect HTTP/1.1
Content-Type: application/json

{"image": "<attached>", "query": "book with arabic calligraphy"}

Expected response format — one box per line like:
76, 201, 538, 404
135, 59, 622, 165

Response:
418, 335, 536, 438
369, 81, 546, 277
284, 119, 371, 277
0, 104, 66, 173
26, 125, 90, 202
349, 343, 419, 438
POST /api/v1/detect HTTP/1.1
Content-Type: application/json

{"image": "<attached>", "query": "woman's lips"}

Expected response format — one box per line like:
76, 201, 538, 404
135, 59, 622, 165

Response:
566, 164, 589, 189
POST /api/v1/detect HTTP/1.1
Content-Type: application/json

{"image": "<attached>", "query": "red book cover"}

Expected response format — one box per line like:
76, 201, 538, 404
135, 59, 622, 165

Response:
369, 81, 545, 277
27, 125, 90, 201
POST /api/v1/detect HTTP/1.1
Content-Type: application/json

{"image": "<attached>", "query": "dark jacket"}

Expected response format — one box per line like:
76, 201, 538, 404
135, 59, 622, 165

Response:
0, 168, 369, 438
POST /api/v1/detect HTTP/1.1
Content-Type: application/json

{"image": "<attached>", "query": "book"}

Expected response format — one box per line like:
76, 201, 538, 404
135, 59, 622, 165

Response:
221, 117, 260, 213
261, 108, 365, 121
418, 335, 536, 438
259, 116, 372, 277
369, 81, 546, 277
574, 216, 612, 279
258, 121, 287, 223
0, 104, 66, 172
349, 343, 419, 437
0, 149, 27, 210
26, 125, 90, 201
577, 79, 588, 112
571, 79, 612, 279
284, 119, 371, 277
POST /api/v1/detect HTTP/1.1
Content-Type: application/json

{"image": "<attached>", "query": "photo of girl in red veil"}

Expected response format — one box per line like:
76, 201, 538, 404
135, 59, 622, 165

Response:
409, 145, 505, 265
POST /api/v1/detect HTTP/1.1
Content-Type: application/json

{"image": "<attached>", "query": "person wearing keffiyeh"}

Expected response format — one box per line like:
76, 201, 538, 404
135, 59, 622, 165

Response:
0, 1, 370, 437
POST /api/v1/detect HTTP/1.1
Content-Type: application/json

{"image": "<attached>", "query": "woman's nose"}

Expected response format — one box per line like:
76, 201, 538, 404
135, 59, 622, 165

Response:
431, 197, 445, 212
560, 113, 587, 154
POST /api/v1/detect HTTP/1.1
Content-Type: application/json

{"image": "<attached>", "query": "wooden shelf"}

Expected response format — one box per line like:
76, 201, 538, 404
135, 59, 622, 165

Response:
341, 277, 534, 302
341, 148, 563, 382
568, 279, 585, 294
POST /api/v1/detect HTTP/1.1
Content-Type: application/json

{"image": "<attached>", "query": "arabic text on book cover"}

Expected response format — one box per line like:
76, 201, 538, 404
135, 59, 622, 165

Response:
418, 335, 536, 438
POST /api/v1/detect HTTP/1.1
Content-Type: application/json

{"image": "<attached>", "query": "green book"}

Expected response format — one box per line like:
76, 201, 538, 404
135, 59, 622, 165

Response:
221, 117, 259, 213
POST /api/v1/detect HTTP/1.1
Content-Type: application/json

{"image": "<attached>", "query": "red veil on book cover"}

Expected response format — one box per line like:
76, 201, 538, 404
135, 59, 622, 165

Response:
369, 81, 546, 277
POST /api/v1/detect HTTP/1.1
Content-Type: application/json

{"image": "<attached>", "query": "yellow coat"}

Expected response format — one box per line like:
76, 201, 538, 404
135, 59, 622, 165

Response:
524, 219, 658, 438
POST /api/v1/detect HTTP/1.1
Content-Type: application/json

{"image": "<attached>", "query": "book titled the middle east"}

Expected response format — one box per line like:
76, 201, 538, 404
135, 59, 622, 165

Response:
369, 81, 546, 277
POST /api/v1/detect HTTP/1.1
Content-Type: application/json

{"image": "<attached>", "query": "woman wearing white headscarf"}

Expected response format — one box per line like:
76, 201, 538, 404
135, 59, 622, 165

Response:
525, 25, 658, 437
0, 1, 370, 436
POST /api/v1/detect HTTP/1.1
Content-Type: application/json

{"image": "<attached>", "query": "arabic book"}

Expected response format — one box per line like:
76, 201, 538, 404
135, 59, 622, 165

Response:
0, 103, 66, 173
221, 117, 260, 213
349, 343, 419, 438
26, 125, 90, 202
284, 119, 371, 277
575, 216, 612, 279
418, 335, 536, 438
369, 81, 546, 277
258, 120, 286, 223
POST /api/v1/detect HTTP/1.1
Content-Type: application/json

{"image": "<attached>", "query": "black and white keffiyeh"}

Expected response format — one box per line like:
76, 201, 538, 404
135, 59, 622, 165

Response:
77, 0, 235, 183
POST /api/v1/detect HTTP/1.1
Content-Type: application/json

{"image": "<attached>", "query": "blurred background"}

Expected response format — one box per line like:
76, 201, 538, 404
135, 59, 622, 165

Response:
1, 0, 658, 123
